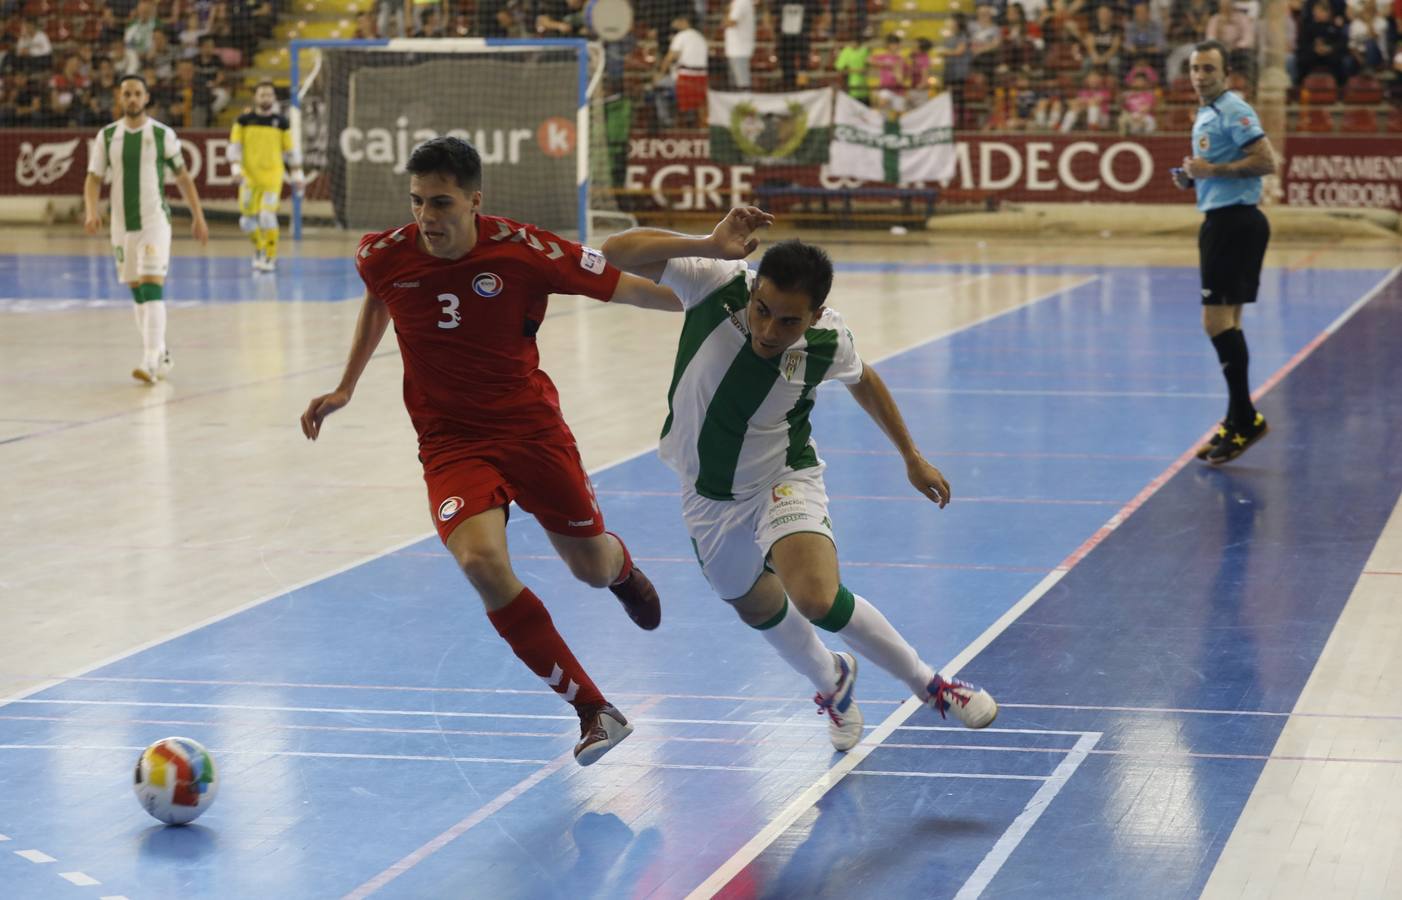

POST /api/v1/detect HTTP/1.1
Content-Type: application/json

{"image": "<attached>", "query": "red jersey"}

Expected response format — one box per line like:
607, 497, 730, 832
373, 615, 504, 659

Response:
355, 215, 623, 446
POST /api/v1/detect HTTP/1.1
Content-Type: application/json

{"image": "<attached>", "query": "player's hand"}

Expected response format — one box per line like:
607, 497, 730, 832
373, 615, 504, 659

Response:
83, 211, 101, 235
1170, 167, 1192, 190
192, 217, 209, 245
300, 390, 350, 440
708, 206, 775, 259
291, 172, 306, 197
907, 456, 951, 509
1183, 156, 1212, 180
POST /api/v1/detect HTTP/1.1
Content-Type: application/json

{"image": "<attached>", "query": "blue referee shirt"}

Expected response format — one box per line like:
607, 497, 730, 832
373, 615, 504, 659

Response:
1191, 90, 1266, 212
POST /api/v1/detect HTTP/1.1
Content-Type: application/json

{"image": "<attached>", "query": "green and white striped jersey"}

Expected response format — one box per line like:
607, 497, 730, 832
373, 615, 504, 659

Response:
658, 257, 864, 501
87, 118, 184, 234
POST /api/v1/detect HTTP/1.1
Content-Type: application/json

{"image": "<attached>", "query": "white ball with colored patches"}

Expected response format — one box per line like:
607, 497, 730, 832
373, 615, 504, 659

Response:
133, 736, 219, 825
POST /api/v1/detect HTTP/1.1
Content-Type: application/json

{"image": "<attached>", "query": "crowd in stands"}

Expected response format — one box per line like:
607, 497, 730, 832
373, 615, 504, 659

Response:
2, 0, 1397, 134
1, 0, 275, 127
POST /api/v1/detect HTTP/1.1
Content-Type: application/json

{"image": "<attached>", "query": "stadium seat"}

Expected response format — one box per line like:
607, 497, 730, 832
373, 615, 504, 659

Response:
1299, 73, 1337, 104
1342, 76, 1383, 104
963, 72, 989, 103
1296, 108, 1334, 133
1339, 108, 1377, 133
1387, 107, 1402, 133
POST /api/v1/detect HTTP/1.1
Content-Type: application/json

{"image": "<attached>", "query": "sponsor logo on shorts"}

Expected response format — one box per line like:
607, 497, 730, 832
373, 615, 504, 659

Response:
770, 513, 807, 526
473, 273, 503, 297
438, 496, 464, 521
580, 247, 606, 275
393, 281, 420, 288
771, 483, 796, 502
1201, 288, 1213, 299
567, 518, 595, 527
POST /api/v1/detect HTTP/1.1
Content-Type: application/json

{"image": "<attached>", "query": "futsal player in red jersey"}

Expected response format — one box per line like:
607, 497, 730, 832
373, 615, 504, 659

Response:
300, 137, 681, 766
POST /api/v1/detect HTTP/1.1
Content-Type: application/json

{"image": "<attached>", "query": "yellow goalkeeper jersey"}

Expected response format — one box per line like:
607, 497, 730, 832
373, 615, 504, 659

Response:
230, 111, 294, 184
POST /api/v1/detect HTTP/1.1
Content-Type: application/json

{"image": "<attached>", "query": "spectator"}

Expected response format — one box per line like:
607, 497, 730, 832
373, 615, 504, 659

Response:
970, 4, 1004, 77
476, 0, 519, 37
407, 0, 440, 35
1205, 0, 1256, 76
79, 57, 119, 126
16, 19, 54, 74
1125, 53, 1163, 85
1298, 0, 1349, 83
723, 0, 756, 90
13, 71, 49, 125
414, 6, 447, 36
193, 35, 230, 120
372, 0, 404, 38
649, 13, 708, 128
1347, 0, 1389, 71
1009, 70, 1045, 129
354, 10, 379, 38
1119, 69, 1158, 132
51, 54, 91, 121
106, 36, 141, 76
1003, 4, 1044, 72
178, 11, 209, 58
1082, 4, 1124, 75
1169, 0, 1214, 42
536, 0, 587, 35
147, 29, 180, 82
226, 0, 260, 60
941, 12, 973, 120
1125, 2, 1168, 73
1061, 67, 1111, 130
124, 1, 162, 56
776, 1, 820, 90
835, 35, 873, 103
907, 37, 937, 105
870, 34, 908, 111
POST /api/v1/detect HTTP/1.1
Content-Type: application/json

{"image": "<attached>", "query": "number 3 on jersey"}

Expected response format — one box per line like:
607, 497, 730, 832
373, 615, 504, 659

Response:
437, 292, 461, 329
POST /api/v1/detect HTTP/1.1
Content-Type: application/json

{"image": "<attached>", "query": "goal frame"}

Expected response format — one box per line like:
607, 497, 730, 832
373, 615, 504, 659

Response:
288, 37, 592, 241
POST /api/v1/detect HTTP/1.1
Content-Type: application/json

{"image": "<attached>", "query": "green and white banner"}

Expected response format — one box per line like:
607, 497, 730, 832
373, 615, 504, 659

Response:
827, 92, 956, 184
709, 88, 833, 166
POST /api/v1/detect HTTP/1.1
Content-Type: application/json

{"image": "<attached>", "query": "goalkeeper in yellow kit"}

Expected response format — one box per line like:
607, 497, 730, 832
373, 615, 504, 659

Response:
229, 81, 304, 273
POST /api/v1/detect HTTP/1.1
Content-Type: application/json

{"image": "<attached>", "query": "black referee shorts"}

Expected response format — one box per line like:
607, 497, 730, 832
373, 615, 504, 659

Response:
1198, 203, 1270, 305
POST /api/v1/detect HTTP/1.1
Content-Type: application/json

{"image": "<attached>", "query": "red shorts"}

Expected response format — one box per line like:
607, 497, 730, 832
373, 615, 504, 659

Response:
676, 72, 708, 112
421, 437, 604, 544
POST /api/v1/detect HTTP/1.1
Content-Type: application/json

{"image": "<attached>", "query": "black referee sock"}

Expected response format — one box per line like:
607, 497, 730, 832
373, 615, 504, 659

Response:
1210, 328, 1257, 430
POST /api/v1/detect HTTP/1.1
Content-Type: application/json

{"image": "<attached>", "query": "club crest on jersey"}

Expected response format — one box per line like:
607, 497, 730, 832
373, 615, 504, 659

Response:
782, 351, 801, 382
580, 247, 606, 275
1197, 133, 1210, 152
473, 273, 503, 298
438, 496, 464, 521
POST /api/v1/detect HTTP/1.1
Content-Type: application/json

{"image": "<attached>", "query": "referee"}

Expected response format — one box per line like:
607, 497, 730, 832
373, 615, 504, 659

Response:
1172, 39, 1278, 465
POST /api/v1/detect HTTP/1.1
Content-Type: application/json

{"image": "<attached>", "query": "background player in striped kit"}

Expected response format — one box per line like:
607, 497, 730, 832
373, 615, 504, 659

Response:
83, 74, 208, 385
229, 81, 305, 273
602, 207, 999, 752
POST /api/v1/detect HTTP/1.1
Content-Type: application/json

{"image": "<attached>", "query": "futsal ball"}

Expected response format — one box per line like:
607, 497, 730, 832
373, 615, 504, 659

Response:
133, 736, 219, 825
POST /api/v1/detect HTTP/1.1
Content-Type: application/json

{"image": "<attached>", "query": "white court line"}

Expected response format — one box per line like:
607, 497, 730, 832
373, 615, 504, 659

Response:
14, 849, 56, 863
682, 268, 1400, 899
953, 732, 1103, 900
59, 872, 101, 886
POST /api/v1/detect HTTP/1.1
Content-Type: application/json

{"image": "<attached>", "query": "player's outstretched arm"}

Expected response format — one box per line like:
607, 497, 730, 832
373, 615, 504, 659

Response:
610, 271, 682, 312
846, 363, 951, 508
601, 206, 775, 282
300, 291, 390, 440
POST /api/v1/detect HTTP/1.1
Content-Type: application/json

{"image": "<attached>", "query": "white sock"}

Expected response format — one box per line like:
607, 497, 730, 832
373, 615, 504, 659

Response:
837, 593, 935, 697
143, 299, 167, 371
759, 599, 839, 696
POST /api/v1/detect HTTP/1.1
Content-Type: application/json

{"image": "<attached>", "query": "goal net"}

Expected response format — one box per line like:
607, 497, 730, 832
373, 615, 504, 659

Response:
292, 38, 619, 241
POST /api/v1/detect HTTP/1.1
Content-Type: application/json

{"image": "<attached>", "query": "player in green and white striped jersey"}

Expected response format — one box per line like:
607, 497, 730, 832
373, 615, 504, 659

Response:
83, 74, 209, 385
603, 207, 998, 751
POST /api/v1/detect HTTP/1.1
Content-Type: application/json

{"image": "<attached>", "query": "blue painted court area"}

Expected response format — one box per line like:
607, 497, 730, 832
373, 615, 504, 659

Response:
1, 261, 1399, 899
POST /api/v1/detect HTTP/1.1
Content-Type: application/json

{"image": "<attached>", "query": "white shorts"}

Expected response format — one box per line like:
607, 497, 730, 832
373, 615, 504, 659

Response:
682, 465, 836, 601
111, 221, 172, 283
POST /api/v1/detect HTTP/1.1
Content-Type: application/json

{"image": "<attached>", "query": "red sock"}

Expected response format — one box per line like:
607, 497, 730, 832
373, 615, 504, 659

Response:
486, 587, 605, 708
607, 531, 633, 586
